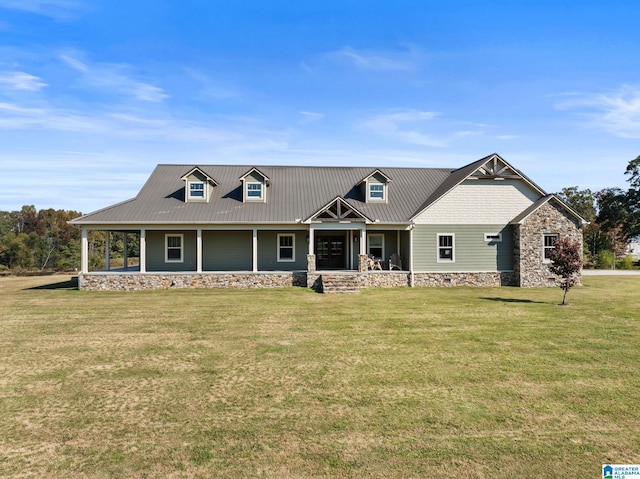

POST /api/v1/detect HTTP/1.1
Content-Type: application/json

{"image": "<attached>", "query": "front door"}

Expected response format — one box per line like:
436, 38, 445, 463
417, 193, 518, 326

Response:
316, 235, 346, 269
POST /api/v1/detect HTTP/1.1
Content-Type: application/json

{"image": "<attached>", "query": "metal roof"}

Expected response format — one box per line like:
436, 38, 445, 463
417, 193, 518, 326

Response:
71, 164, 454, 225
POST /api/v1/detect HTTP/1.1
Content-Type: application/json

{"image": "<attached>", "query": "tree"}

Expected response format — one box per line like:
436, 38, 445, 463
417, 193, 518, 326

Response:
547, 236, 583, 305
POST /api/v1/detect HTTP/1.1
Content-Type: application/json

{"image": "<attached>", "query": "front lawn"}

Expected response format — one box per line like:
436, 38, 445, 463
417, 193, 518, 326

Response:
1, 276, 639, 478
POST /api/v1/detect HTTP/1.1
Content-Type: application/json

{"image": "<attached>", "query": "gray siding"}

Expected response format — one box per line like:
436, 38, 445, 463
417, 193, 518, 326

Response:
413, 224, 513, 272
146, 230, 197, 272
257, 231, 307, 271
203, 231, 252, 271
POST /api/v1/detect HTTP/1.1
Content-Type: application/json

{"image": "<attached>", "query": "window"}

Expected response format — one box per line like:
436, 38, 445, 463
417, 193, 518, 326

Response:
484, 232, 502, 242
367, 234, 384, 259
188, 182, 205, 199
277, 234, 295, 262
369, 183, 384, 200
437, 234, 455, 262
165, 234, 183, 263
247, 182, 263, 199
543, 233, 558, 261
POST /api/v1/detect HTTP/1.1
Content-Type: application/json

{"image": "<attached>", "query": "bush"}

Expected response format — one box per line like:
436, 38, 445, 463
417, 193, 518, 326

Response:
596, 250, 616, 269
618, 255, 635, 270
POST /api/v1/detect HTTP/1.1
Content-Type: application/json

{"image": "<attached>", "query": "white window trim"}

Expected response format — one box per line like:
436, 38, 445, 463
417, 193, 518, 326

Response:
277, 233, 295, 262
367, 233, 385, 259
368, 183, 385, 201
484, 232, 502, 242
246, 182, 264, 200
543, 233, 559, 263
187, 181, 206, 200
437, 233, 455, 263
165, 234, 184, 263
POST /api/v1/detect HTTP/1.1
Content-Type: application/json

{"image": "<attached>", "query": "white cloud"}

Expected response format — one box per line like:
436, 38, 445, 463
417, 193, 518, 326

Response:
0, 71, 47, 91
0, 0, 84, 20
299, 111, 324, 123
555, 85, 640, 139
59, 50, 169, 103
320, 44, 423, 72
360, 109, 447, 147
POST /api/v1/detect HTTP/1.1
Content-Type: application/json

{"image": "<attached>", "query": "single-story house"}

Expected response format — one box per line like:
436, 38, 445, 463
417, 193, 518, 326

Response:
70, 153, 586, 291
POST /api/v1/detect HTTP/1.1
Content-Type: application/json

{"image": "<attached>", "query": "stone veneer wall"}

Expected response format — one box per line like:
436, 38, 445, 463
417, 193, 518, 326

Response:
413, 272, 517, 287
79, 272, 307, 291
514, 201, 583, 287
81, 270, 522, 291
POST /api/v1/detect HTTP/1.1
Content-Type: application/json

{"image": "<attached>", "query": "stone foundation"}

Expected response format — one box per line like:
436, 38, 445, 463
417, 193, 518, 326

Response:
80, 270, 520, 291
79, 272, 307, 291
413, 272, 517, 287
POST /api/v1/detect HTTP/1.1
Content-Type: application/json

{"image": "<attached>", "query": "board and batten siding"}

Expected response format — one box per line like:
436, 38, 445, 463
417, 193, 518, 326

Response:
257, 231, 307, 271
413, 224, 514, 272
413, 179, 541, 225
202, 231, 252, 271
146, 230, 198, 272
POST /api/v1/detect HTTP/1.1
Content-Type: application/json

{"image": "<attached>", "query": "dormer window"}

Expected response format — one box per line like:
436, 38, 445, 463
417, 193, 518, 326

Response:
369, 184, 384, 200
188, 182, 205, 199
240, 168, 270, 203
361, 170, 390, 203
180, 167, 217, 203
247, 182, 263, 199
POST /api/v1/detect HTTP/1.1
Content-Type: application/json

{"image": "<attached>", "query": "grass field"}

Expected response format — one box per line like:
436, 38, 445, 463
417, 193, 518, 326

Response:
1, 276, 639, 478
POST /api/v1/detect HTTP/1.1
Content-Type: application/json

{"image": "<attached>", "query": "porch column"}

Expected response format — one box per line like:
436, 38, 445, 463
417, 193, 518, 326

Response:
359, 229, 366, 255
252, 229, 258, 272
397, 230, 401, 256
123, 232, 128, 270
81, 229, 88, 273
308, 227, 314, 255
139, 229, 146, 273
196, 228, 203, 273
105, 231, 110, 271
409, 227, 414, 287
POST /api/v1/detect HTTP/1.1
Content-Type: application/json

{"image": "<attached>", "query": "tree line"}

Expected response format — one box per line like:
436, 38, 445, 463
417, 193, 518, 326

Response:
0, 206, 131, 273
1, 155, 639, 272
557, 155, 640, 269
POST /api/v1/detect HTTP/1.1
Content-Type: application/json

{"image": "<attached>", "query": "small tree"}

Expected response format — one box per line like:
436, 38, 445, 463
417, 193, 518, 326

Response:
547, 236, 583, 305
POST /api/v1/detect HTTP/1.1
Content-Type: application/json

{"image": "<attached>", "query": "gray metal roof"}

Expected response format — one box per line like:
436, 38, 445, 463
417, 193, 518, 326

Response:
71, 164, 455, 225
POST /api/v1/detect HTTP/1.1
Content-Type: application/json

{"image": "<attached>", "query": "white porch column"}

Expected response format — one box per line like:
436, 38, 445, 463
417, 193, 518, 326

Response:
397, 230, 401, 256
81, 229, 89, 273
409, 227, 414, 287
196, 228, 203, 273
308, 227, 315, 255
252, 229, 258, 272
359, 229, 366, 255
105, 231, 110, 271
123, 232, 128, 270
139, 229, 146, 273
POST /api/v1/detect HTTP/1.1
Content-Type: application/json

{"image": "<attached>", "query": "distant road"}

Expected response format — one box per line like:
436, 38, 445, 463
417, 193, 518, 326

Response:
583, 269, 640, 276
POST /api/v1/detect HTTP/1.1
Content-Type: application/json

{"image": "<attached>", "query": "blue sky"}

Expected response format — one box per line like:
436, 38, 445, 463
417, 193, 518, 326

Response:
0, 0, 639, 213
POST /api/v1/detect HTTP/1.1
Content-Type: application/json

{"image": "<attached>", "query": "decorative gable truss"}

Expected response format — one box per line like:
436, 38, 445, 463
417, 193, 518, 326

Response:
181, 167, 218, 203
469, 154, 522, 180
360, 169, 391, 203
240, 167, 270, 203
306, 197, 371, 223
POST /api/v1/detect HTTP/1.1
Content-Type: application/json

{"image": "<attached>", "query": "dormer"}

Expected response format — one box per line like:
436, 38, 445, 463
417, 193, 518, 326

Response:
181, 167, 217, 203
240, 168, 270, 203
360, 170, 391, 203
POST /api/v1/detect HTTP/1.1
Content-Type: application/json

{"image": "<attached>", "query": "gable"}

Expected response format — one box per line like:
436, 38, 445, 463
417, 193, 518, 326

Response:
413, 178, 542, 225
306, 197, 370, 223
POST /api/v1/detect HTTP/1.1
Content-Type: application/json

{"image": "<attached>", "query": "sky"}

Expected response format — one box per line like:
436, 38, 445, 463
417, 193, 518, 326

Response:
0, 0, 639, 214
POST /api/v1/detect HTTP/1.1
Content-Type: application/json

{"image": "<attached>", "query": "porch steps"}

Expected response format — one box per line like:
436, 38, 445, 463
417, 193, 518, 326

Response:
319, 273, 361, 294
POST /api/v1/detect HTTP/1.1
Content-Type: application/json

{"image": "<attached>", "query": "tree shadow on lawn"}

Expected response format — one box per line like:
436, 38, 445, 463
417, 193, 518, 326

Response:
480, 297, 547, 304
27, 277, 79, 291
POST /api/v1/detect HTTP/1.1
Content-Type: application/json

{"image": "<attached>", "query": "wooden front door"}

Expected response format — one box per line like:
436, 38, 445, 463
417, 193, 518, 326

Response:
316, 235, 346, 269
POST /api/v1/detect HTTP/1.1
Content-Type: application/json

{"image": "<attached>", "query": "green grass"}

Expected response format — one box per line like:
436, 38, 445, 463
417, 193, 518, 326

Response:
1, 276, 639, 478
